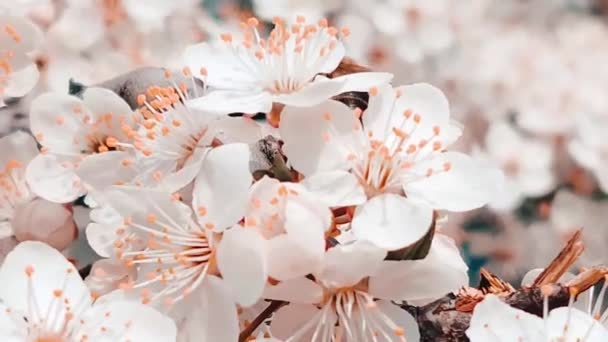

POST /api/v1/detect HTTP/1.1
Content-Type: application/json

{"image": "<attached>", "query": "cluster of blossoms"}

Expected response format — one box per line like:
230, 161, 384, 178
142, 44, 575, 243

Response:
2, 1, 608, 341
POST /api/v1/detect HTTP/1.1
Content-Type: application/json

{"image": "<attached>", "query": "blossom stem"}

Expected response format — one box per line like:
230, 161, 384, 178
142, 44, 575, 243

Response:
238, 300, 287, 342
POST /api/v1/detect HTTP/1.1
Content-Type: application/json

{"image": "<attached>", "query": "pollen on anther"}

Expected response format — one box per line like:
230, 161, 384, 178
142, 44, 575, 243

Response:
413, 114, 421, 123
220, 33, 233, 42
369, 87, 379, 96
394, 327, 405, 336
443, 162, 452, 171
146, 214, 157, 224
247, 17, 259, 27
25, 265, 34, 277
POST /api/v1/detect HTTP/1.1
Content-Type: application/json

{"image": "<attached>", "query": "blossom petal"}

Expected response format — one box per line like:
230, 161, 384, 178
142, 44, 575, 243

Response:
351, 194, 433, 251
263, 277, 323, 304
184, 42, 258, 90
82, 87, 133, 130
369, 234, 468, 303
50, 5, 104, 50
0, 241, 91, 326
103, 186, 192, 236
29, 92, 91, 154
280, 99, 364, 176
178, 276, 239, 342
273, 77, 346, 107
319, 240, 386, 288
186, 90, 272, 115
546, 307, 608, 341
466, 295, 544, 342
86, 222, 117, 258
78, 300, 176, 342
0, 131, 38, 168
332, 72, 394, 94
217, 226, 267, 307
4, 63, 39, 98
376, 300, 420, 342
270, 303, 318, 341
76, 151, 137, 192
405, 152, 503, 211
0, 302, 27, 341
193, 143, 252, 232
364, 83, 450, 146
301, 170, 366, 207
266, 234, 324, 281
25, 154, 85, 203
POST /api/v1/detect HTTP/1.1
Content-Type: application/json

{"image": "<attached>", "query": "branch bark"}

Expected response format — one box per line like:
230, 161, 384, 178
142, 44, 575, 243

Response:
239, 300, 287, 342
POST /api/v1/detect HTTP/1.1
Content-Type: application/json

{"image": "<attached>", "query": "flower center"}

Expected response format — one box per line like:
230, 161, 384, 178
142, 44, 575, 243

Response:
217, 16, 350, 96
290, 281, 408, 341
117, 214, 214, 307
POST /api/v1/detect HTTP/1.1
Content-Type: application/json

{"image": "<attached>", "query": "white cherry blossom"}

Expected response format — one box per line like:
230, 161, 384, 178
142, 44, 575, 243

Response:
265, 235, 467, 341
467, 294, 608, 342
478, 120, 555, 211
27, 87, 141, 202
184, 16, 393, 114
280, 83, 502, 250
0, 241, 176, 342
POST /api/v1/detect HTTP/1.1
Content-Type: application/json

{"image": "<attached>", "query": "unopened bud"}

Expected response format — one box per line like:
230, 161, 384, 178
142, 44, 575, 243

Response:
12, 198, 77, 250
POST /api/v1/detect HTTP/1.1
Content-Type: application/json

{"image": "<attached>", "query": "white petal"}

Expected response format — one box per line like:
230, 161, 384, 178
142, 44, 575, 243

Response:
50, 5, 103, 50
4, 63, 39, 98
270, 303, 318, 340
301, 170, 366, 207
369, 234, 468, 303
364, 83, 450, 145
184, 42, 259, 90
266, 234, 324, 281
331, 72, 394, 94
546, 307, 608, 341
267, 201, 327, 280
193, 143, 252, 232
188, 89, 272, 115
85, 222, 117, 258
0, 131, 38, 167
217, 226, 267, 307
280, 99, 364, 176
25, 154, 85, 203
78, 300, 176, 342
29, 92, 91, 154
376, 300, 420, 342
351, 194, 433, 251
214, 116, 263, 144
184, 276, 240, 342
103, 186, 192, 236
273, 77, 346, 107
0, 241, 91, 325
319, 240, 386, 288
466, 295, 544, 342
263, 277, 323, 304
82, 87, 133, 126
0, 302, 27, 341
76, 151, 137, 192
405, 152, 504, 211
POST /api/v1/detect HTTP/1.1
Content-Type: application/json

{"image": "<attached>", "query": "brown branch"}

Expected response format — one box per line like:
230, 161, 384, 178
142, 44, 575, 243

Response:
403, 229, 606, 341
532, 229, 584, 287
239, 300, 287, 342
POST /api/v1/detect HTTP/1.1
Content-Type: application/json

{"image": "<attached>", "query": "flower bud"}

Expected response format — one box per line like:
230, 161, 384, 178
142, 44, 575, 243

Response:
11, 198, 77, 250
